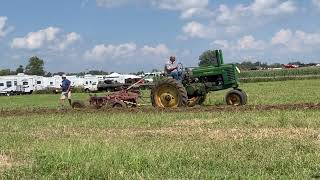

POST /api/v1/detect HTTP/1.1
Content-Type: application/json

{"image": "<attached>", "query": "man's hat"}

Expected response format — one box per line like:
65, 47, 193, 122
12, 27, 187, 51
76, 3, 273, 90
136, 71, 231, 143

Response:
170, 56, 176, 61
62, 74, 67, 78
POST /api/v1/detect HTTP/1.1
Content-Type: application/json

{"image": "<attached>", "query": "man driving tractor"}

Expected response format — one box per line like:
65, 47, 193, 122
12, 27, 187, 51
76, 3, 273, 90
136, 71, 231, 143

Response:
165, 56, 182, 81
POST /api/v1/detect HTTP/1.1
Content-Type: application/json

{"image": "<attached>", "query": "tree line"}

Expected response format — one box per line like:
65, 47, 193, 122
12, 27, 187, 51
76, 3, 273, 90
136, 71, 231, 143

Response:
0, 56, 110, 76
0, 57, 45, 76
1, 51, 319, 76
198, 50, 319, 70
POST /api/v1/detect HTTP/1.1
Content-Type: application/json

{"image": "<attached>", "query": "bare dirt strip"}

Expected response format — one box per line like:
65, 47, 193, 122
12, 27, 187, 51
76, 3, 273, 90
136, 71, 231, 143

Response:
0, 103, 320, 117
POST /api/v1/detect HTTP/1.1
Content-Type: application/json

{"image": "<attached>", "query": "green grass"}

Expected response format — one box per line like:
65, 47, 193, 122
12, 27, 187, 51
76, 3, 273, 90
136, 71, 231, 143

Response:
0, 79, 319, 110
1, 79, 320, 179
206, 79, 320, 105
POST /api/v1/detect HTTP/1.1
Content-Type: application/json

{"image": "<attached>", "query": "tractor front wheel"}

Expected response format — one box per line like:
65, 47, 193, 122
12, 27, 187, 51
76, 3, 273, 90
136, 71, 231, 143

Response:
151, 78, 188, 108
236, 89, 248, 105
225, 89, 247, 106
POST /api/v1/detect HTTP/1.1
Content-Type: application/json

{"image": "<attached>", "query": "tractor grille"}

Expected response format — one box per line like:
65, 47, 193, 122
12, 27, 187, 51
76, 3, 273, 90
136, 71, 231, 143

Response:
226, 68, 236, 82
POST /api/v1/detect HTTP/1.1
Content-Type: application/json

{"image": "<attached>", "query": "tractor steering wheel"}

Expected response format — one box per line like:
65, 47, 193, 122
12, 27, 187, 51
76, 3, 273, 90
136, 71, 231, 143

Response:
177, 63, 184, 73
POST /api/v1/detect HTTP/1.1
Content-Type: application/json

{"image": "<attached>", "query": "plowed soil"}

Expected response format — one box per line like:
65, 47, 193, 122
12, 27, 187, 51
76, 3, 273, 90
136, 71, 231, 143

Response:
0, 103, 319, 117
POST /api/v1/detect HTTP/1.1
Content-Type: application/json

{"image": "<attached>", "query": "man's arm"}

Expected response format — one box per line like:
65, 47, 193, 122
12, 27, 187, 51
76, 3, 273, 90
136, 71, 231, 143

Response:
66, 81, 71, 92
166, 64, 178, 72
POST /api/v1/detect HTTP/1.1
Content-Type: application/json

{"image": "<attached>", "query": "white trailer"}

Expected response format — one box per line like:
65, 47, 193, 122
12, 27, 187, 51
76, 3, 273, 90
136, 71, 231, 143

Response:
33, 76, 48, 91
0, 77, 24, 96
20, 77, 35, 94
44, 75, 62, 93
9, 73, 36, 94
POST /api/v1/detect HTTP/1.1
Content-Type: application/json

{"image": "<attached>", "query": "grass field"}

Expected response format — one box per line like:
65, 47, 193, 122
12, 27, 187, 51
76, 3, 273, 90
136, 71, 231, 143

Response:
1, 79, 320, 179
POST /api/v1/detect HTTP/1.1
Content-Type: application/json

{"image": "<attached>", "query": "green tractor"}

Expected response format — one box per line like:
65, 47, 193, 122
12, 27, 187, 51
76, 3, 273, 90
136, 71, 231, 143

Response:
151, 50, 247, 108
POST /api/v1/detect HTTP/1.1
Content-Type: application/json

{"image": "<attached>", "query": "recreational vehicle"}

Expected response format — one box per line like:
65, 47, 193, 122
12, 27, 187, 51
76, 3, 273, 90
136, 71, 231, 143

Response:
0, 77, 23, 96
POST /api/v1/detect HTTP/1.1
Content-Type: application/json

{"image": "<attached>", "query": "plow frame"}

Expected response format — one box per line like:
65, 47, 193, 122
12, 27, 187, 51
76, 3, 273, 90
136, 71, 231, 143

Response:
89, 90, 140, 109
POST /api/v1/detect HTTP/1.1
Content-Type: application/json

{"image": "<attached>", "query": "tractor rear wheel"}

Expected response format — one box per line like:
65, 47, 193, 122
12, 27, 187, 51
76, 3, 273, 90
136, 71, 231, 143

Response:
71, 100, 86, 109
188, 94, 207, 107
151, 78, 188, 108
225, 89, 247, 106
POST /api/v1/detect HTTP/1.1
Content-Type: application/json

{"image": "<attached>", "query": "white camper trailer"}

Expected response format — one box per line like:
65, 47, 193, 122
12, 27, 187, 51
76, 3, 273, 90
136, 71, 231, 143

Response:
0, 77, 23, 96
0, 74, 35, 94
34, 76, 47, 91
45, 75, 62, 93
20, 77, 35, 94
66, 76, 83, 87
13, 73, 36, 94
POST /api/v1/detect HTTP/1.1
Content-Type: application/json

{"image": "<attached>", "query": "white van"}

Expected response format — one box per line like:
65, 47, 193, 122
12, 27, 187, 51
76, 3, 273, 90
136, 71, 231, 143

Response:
83, 75, 99, 92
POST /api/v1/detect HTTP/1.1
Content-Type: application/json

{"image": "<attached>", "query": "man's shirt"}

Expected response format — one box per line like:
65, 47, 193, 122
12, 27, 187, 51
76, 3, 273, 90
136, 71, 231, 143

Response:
61, 79, 71, 92
165, 61, 178, 74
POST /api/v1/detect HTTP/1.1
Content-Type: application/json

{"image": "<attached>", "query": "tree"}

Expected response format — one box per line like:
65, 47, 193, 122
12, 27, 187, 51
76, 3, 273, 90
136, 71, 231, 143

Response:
0, 69, 11, 76
269, 63, 282, 68
25, 56, 45, 76
87, 70, 109, 75
44, 72, 52, 77
199, 50, 218, 67
53, 72, 65, 76
16, 65, 24, 74
136, 71, 144, 75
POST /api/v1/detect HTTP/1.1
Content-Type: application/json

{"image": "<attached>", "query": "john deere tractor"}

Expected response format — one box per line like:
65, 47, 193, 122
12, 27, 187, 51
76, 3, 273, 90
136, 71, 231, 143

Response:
151, 50, 247, 108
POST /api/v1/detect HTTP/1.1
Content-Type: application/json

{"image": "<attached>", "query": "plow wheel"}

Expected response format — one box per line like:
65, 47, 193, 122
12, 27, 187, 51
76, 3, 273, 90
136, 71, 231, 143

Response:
71, 100, 86, 109
225, 89, 247, 106
92, 98, 104, 109
188, 94, 207, 107
113, 101, 127, 108
151, 78, 187, 108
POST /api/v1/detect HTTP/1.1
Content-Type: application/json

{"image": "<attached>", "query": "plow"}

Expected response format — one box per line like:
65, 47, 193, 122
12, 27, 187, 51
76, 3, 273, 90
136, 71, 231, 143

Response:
72, 89, 141, 109
72, 50, 248, 109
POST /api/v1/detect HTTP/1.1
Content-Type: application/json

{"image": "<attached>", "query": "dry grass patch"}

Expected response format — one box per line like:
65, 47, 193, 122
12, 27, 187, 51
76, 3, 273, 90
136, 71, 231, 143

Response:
206, 128, 318, 140
30, 126, 319, 142
173, 119, 213, 127
0, 154, 12, 171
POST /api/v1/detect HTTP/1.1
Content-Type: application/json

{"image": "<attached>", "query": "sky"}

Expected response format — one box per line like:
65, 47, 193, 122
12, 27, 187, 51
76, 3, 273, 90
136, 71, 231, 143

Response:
0, 0, 320, 73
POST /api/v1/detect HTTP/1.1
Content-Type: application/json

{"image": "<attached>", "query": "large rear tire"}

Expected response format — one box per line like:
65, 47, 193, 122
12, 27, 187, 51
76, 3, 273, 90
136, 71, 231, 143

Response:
151, 78, 187, 108
225, 89, 247, 106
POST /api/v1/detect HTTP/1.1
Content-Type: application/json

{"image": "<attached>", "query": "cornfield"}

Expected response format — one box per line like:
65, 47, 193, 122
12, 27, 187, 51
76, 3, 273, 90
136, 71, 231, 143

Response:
239, 67, 320, 78
239, 67, 320, 82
